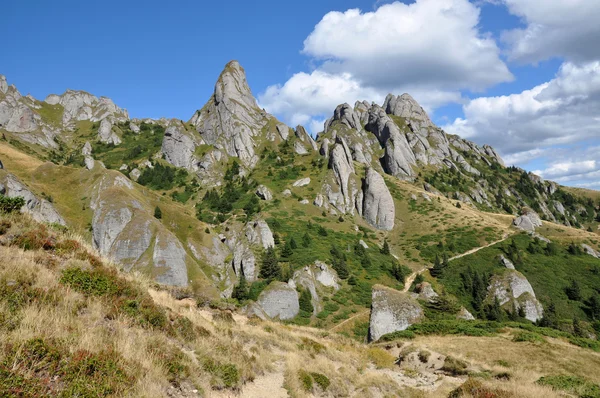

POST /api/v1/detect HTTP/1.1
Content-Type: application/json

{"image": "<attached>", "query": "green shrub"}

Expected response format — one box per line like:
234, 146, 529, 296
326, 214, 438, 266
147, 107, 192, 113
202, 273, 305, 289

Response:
537, 375, 600, 397
203, 359, 239, 388
512, 331, 545, 343
0, 195, 25, 213
442, 356, 468, 376
310, 372, 330, 390
299, 370, 313, 391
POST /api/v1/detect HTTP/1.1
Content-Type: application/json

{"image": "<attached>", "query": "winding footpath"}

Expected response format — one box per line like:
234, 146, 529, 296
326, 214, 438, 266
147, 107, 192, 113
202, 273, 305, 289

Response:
330, 232, 514, 330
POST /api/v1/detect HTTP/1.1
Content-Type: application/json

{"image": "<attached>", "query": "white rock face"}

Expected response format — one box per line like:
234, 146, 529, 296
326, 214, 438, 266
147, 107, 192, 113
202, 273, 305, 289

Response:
255, 282, 299, 320
152, 234, 189, 287
256, 185, 272, 201
161, 125, 197, 170
97, 118, 121, 145
47, 90, 128, 125
582, 244, 600, 258
129, 122, 140, 133
0, 75, 7, 94
276, 124, 290, 140
415, 282, 438, 302
245, 220, 275, 249
90, 174, 190, 287
487, 270, 543, 322
457, 307, 475, 321
293, 177, 311, 187
191, 61, 273, 169
369, 285, 423, 342
313, 261, 340, 290
0, 174, 66, 225
499, 255, 516, 270
513, 208, 543, 232
328, 137, 358, 214
295, 125, 318, 151
130, 168, 141, 181
362, 168, 395, 231
366, 106, 416, 179
232, 243, 256, 281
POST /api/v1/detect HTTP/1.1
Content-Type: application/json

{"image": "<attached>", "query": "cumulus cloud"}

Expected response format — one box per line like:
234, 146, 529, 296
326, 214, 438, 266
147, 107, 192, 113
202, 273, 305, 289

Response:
259, 0, 511, 132
445, 61, 600, 187
531, 146, 600, 189
445, 61, 600, 154
501, 0, 600, 63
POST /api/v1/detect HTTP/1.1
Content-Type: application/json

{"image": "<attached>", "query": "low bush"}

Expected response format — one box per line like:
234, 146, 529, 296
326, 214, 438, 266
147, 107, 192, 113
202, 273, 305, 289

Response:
537, 375, 600, 397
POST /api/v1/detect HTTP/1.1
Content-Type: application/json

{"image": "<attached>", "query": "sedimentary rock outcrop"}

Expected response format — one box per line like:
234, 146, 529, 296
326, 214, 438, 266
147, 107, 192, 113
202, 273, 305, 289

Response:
161, 125, 198, 170
362, 168, 395, 231
0, 173, 65, 225
487, 270, 543, 322
369, 285, 423, 341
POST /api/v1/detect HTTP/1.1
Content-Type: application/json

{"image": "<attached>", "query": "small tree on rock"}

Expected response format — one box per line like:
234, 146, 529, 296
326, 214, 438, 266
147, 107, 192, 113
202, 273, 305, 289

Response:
154, 206, 162, 219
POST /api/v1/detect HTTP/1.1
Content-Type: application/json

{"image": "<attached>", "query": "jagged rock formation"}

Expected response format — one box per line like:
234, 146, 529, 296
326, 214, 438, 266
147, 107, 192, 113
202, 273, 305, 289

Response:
255, 185, 272, 201
0, 173, 65, 225
190, 61, 286, 170
45, 89, 128, 125
161, 125, 198, 171
245, 219, 274, 249
369, 285, 423, 342
487, 270, 543, 322
362, 168, 395, 231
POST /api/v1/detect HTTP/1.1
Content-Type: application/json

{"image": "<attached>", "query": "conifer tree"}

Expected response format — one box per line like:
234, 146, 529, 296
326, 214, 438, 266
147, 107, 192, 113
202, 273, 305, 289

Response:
259, 247, 281, 281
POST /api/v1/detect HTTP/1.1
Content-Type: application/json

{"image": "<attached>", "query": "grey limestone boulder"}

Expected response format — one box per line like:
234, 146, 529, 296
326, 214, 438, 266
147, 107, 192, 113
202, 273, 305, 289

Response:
255, 282, 299, 320
487, 270, 543, 322
255, 185, 273, 201
369, 285, 423, 341
293, 177, 310, 187
0, 174, 66, 225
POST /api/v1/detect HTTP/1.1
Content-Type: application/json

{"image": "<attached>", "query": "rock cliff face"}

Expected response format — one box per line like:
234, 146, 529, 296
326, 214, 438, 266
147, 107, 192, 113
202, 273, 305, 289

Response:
362, 168, 395, 231
369, 285, 423, 342
90, 173, 190, 286
0, 173, 66, 225
161, 125, 198, 171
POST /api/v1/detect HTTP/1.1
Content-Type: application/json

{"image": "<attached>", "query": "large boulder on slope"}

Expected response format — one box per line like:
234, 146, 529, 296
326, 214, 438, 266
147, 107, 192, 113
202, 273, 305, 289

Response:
369, 285, 423, 342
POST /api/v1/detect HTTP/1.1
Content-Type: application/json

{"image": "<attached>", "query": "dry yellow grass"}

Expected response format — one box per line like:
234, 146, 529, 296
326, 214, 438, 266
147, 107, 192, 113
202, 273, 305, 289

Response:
2, 212, 600, 397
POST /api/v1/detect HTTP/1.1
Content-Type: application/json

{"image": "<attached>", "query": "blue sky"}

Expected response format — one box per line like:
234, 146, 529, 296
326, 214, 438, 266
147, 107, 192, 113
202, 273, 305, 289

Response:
2, 0, 599, 189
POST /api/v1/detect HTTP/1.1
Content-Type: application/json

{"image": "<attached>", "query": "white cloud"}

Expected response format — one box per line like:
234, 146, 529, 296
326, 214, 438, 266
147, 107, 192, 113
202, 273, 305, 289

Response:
445, 61, 600, 187
501, 0, 600, 63
445, 61, 600, 156
259, 0, 511, 132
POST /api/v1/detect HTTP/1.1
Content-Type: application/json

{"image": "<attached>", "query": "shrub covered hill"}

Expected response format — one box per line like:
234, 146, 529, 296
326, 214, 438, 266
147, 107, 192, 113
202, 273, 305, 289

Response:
1, 63, 600, 397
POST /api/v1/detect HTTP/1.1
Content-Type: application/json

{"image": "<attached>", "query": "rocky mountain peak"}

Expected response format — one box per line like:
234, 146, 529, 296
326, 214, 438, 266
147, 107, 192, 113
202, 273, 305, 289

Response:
383, 93, 433, 131
0, 75, 7, 94
189, 61, 273, 169
214, 60, 259, 111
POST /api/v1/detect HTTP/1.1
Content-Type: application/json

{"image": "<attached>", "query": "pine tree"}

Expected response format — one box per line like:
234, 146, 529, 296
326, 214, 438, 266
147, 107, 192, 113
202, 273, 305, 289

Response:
259, 247, 281, 281
539, 301, 558, 328
154, 206, 162, 219
299, 288, 314, 315
573, 317, 585, 337
281, 241, 293, 258
232, 273, 249, 301
485, 297, 504, 321
301, 232, 311, 248
587, 294, 600, 320
289, 237, 297, 250
430, 254, 445, 278
565, 279, 582, 301
273, 233, 280, 245
380, 239, 390, 255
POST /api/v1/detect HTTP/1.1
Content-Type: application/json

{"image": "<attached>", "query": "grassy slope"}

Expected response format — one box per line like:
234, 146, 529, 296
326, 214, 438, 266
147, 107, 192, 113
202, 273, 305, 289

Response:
2, 212, 600, 397
438, 232, 600, 322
